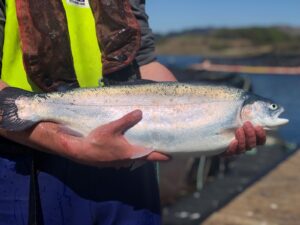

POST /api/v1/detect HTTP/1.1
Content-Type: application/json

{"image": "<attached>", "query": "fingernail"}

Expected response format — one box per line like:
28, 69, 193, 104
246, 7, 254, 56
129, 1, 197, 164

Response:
132, 110, 142, 118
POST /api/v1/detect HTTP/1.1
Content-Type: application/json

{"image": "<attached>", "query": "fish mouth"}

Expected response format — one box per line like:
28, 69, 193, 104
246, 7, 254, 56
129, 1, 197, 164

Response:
273, 118, 289, 125
271, 108, 289, 127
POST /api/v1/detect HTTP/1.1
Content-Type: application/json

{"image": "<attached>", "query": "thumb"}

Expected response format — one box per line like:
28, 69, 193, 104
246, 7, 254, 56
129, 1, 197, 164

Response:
110, 110, 143, 135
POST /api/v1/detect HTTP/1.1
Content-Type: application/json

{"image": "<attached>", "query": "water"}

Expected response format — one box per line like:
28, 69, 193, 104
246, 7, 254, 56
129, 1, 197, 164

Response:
158, 55, 300, 145
157, 55, 202, 69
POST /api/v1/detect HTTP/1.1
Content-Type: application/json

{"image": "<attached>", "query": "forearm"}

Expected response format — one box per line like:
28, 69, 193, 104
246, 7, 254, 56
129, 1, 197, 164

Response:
140, 61, 177, 81
1, 122, 71, 156
130, 0, 176, 82
0, 80, 70, 157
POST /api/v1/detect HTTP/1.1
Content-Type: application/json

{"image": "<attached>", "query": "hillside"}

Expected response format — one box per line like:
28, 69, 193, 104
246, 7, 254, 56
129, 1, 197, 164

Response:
155, 27, 300, 57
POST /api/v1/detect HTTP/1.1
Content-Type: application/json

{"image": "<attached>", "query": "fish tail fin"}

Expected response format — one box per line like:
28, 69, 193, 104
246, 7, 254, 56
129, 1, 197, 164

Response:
0, 87, 36, 131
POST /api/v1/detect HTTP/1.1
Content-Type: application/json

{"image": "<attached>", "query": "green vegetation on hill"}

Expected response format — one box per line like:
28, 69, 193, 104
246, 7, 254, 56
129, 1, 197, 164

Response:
155, 27, 300, 57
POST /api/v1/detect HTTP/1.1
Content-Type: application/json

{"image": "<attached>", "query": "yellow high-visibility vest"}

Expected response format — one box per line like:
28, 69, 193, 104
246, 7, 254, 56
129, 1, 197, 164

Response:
1, 0, 103, 92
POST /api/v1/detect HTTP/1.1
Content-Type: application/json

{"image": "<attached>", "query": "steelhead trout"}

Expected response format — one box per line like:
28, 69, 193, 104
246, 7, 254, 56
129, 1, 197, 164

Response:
0, 82, 288, 157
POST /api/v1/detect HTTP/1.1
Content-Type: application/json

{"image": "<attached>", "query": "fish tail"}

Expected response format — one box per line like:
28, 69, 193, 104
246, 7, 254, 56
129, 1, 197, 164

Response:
0, 87, 36, 131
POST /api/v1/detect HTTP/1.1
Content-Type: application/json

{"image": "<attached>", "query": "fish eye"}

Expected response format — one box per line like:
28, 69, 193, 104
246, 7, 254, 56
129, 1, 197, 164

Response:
269, 104, 278, 110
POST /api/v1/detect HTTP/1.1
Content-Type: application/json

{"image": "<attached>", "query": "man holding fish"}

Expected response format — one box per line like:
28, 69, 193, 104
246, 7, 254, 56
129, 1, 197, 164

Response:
0, 0, 266, 225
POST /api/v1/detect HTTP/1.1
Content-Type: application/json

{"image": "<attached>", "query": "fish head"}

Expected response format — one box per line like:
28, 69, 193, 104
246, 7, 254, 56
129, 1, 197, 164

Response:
241, 97, 289, 129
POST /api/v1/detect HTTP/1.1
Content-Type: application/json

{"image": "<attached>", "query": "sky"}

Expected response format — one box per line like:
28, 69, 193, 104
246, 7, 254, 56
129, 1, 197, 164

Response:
146, 0, 300, 33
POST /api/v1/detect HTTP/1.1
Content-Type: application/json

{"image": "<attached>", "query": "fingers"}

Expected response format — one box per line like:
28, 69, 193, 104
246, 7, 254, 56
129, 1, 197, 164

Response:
100, 152, 170, 169
237, 122, 267, 153
124, 144, 170, 161
91, 110, 142, 136
225, 122, 267, 157
243, 121, 256, 150
226, 139, 238, 156
145, 152, 171, 161
128, 145, 154, 159
110, 110, 143, 135
255, 126, 266, 145
235, 126, 246, 152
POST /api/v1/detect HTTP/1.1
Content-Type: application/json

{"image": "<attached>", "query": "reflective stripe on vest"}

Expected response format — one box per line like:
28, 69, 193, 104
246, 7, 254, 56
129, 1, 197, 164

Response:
1, 0, 102, 92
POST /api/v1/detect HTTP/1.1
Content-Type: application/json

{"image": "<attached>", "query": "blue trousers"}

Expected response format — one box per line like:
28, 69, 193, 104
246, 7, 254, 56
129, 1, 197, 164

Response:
0, 153, 161, 225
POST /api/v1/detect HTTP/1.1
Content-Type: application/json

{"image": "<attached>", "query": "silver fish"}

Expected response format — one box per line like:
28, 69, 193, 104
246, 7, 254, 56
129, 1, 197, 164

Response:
0, 82, 288, 158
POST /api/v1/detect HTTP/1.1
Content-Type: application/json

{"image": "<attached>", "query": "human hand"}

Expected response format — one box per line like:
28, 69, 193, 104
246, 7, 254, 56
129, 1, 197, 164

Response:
224, 121, 266, 156
58, 110, 169, 167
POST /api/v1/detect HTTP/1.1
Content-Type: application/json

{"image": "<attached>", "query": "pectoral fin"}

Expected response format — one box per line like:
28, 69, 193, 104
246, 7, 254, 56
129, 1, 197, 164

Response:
130, 147, 154, 159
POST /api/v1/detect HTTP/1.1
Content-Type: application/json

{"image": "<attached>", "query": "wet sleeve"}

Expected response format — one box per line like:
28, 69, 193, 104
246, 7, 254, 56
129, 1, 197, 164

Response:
129, 0, 156, 66
0, 0, 5, 72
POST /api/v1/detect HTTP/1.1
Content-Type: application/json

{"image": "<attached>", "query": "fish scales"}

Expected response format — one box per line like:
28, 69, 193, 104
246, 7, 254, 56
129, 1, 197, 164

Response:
0, 82, 288, 158
36, 83, 242, 99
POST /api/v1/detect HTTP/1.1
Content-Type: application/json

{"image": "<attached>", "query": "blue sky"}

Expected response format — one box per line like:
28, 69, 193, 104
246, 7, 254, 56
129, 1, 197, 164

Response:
146, 0, 300, 33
